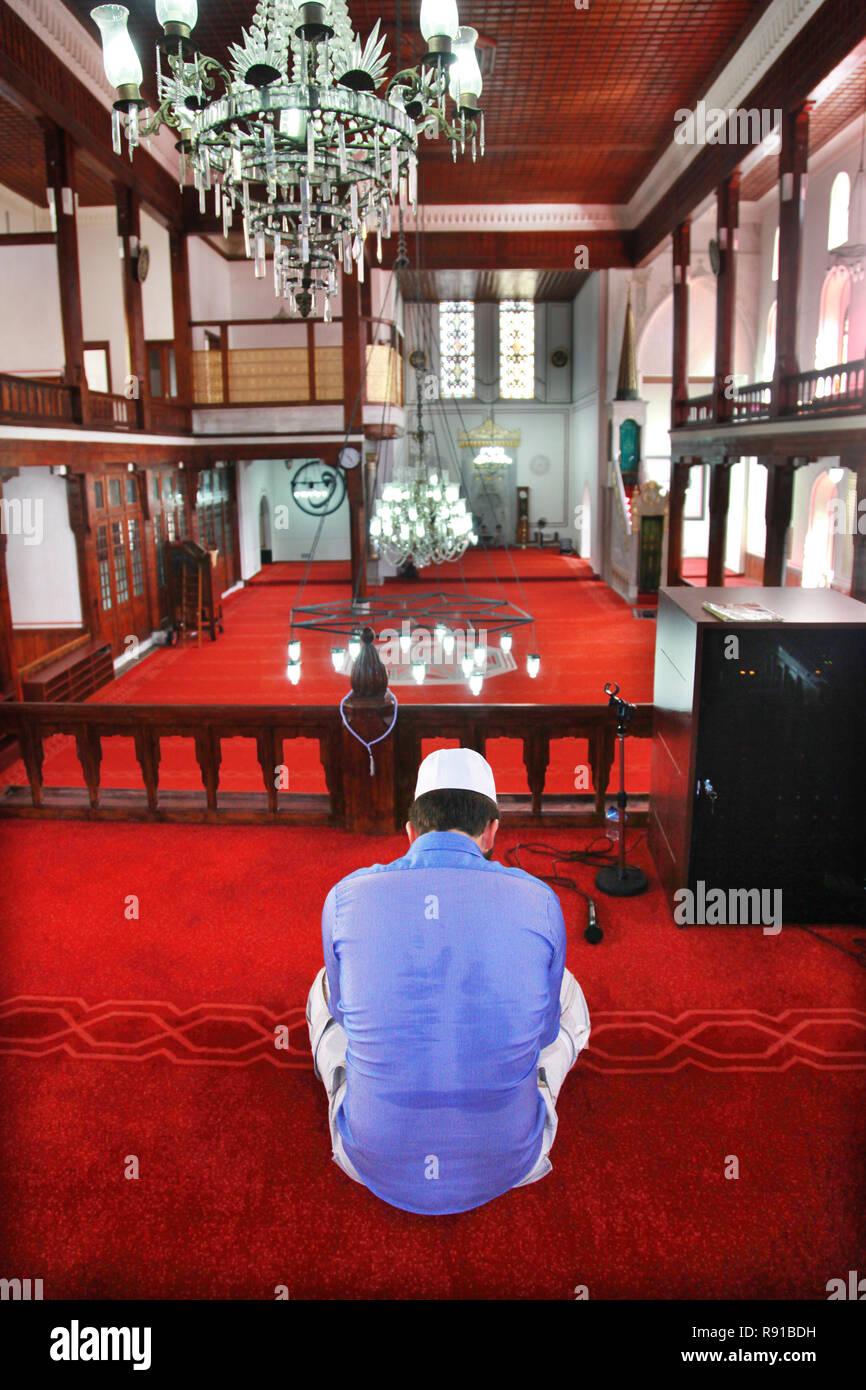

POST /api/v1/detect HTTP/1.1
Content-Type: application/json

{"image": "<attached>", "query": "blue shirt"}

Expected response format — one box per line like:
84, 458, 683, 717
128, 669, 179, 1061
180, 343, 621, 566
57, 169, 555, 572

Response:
321, 831, 567, 1215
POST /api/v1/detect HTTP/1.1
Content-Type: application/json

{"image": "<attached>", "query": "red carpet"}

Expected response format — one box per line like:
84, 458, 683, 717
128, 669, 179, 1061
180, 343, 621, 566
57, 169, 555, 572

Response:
681, 559, 753, 588
2, 569, 656, 798
0, 819, 862, 1299
249, 550, 594, 586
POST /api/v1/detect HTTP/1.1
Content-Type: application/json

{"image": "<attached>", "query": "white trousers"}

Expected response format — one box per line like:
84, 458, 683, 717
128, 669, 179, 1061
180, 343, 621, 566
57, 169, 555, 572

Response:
306, 965, 591, 1194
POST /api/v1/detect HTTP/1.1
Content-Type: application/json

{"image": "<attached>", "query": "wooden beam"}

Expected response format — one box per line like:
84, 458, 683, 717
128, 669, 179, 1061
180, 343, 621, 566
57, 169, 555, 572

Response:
169, 229, 194, 403
762, 458, 796, 586
714, 175, 739, 424
115, 184, 151, 431
342, 276, 367, 597
630, 0, 866, 263
671, 220, 690, 428
773, 103, 812, 410
0, 0, 180, 226
666, 459, 691, 586
0, 232, 55, 247
706, 461, 732, 587
43, 123, 89, 424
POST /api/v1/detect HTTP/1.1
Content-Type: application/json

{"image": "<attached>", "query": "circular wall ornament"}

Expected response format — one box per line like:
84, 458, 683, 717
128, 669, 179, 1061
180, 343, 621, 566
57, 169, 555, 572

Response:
529, 455, 551, 476
290, 461, 346, 516
338, 446, 361, 469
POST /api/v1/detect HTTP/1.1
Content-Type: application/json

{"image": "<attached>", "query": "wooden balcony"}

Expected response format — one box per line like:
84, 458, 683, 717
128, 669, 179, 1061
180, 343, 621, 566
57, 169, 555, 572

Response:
0, 371, 192, 435
674, 359, 866, 430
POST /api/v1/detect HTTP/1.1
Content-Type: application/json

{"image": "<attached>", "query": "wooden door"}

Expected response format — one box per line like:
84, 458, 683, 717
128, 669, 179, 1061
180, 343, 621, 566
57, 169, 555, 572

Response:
91, 472, 151, 655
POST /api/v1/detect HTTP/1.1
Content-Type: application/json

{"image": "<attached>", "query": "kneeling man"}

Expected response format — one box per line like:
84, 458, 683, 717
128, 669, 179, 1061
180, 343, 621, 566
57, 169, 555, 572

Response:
306, 748, 591, 1214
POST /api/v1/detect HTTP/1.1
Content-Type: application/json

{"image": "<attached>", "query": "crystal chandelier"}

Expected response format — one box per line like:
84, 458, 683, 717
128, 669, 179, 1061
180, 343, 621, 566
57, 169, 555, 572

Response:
91, 0, 486, 316
369, 349, 477, 567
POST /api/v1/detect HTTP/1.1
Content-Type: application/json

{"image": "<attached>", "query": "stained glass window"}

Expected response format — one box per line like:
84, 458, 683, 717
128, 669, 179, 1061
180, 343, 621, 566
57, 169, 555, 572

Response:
499, 300, 535, 399
439, 301, 475, 397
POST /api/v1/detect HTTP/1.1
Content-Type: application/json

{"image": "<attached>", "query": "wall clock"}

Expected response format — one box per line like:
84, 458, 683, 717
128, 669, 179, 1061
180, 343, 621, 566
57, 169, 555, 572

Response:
338, 446, 361, 470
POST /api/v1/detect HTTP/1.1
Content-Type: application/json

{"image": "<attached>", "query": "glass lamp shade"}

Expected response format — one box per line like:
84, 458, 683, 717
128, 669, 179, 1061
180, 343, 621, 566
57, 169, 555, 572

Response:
348, 633, 362, 661
330, 646, 346, 671
460, 655, 474, 678
91, 6, 143, 90
420, 0, 459, 42
411, 661, 426, 685
155, 0, 198, 29
526, 654, 541, 679
828, 467, 845, 485
500, 631, 512, 654
286, 661, 301, 685
468, 672, 483, 696
442, 632, 455, 656
472, 645, 486, 668
287, 639, 301, 662
449, 27, 482, 102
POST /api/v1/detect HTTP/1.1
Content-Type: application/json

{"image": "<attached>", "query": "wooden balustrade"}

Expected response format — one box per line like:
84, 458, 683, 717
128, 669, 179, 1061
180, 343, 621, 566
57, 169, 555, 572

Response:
0, 372, 76, 423
86, 391, 138, 429
731, 381, 773, 422
0, 700, 653, 832
780, 358, 866, 415
149, 399, 192, 433
674, 360, 866, 430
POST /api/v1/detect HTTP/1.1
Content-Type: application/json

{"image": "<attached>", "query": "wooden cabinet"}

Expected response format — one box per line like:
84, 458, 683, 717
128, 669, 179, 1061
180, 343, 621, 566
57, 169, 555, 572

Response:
649, 586, 866, 925
21, 639, 114, 702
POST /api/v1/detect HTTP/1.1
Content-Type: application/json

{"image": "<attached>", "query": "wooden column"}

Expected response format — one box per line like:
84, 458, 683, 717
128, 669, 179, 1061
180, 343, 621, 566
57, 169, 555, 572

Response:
706, 460, 732, 587
42, 124, 89, 425
226, 460, 243, 587
65, 471, 104, 645
137, 468, 162, 632
115, 184, 151, 431
0, 470, 22, 700
851, 455, 866, 605
713, 175, 739, 424
169, 229, 193, 403
342, 276, 367, 597
666, 459, 690, 586
773, 102, 812, 415
671, 220, 690, 428
182, 464, 204, 544
763, 459, 796, 587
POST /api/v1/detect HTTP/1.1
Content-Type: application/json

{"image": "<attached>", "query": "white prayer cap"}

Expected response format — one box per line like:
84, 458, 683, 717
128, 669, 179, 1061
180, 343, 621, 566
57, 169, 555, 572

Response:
413, 747, 497, 803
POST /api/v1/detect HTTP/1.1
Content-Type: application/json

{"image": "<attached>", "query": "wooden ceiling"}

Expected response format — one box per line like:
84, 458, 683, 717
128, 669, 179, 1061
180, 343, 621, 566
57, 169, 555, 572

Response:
60, 0, 773, 205
398, 268, 589, 301
0, 92, 117, 208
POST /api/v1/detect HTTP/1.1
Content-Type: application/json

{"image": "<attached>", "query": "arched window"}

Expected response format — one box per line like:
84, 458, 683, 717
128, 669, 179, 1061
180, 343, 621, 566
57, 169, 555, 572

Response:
762, 301, 777, 382
771, 226, 779, 282
815, 267, 852, 370
827, 172, 850, 250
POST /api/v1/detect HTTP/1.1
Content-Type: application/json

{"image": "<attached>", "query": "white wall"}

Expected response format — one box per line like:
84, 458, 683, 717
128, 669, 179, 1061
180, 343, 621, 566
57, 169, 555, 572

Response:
571, 273, 603, 569
4, 469, 82, 627
141, 211, 174, 342
0, 186, 64, 375
77, 207, 127, 394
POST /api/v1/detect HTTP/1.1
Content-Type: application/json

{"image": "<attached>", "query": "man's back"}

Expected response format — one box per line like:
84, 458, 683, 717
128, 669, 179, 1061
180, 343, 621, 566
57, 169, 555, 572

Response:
321, 831, 566, 1214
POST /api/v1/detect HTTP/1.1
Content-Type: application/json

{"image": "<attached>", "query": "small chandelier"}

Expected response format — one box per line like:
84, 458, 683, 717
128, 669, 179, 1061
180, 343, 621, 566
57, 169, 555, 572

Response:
91, 1, 486, 317
369, 349, 477, 567
473, 443, 512, 480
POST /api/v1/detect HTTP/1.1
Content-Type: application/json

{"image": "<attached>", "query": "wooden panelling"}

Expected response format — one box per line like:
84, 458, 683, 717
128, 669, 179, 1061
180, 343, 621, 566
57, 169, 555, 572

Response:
14, 628, 87, 675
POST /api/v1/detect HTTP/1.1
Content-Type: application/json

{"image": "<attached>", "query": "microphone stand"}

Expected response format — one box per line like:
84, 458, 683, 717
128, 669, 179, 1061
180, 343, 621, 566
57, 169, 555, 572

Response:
595, 681, 648, 898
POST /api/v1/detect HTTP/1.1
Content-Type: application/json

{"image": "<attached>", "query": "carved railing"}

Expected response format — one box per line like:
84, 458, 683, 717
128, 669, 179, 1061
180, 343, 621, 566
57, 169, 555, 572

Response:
0, 701, 653, 831
679, 393, 714, 424
731, 380, 773, 421
87, 392, 138, 429
674, 359, 866, 428
149, 399, 192, 433
0, 372, 76, 423
780, 359, 866, 415
610, 458, 633, 536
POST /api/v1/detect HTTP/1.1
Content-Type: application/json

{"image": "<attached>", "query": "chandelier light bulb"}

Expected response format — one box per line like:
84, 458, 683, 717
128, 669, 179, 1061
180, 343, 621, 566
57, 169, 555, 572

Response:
280, 107, 308, 143
91, 6, 143, 93
287, 639, 301, 661
348, 632, 362, 661
412, 661, 426, 684
155, 0, 198, 32
420, 0, 460, 43
461, 655, 474, 678
473, 645, 486, 668
286, 661, 301, 685
469, 672, 484, 696
500, 631, 512, 654
527, 653, 541, 679
828, 467, 845, 485
449, 26, 482, 106
400, 631, 412, 655
442, 631, 455, 656
331, 646, 346, 671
